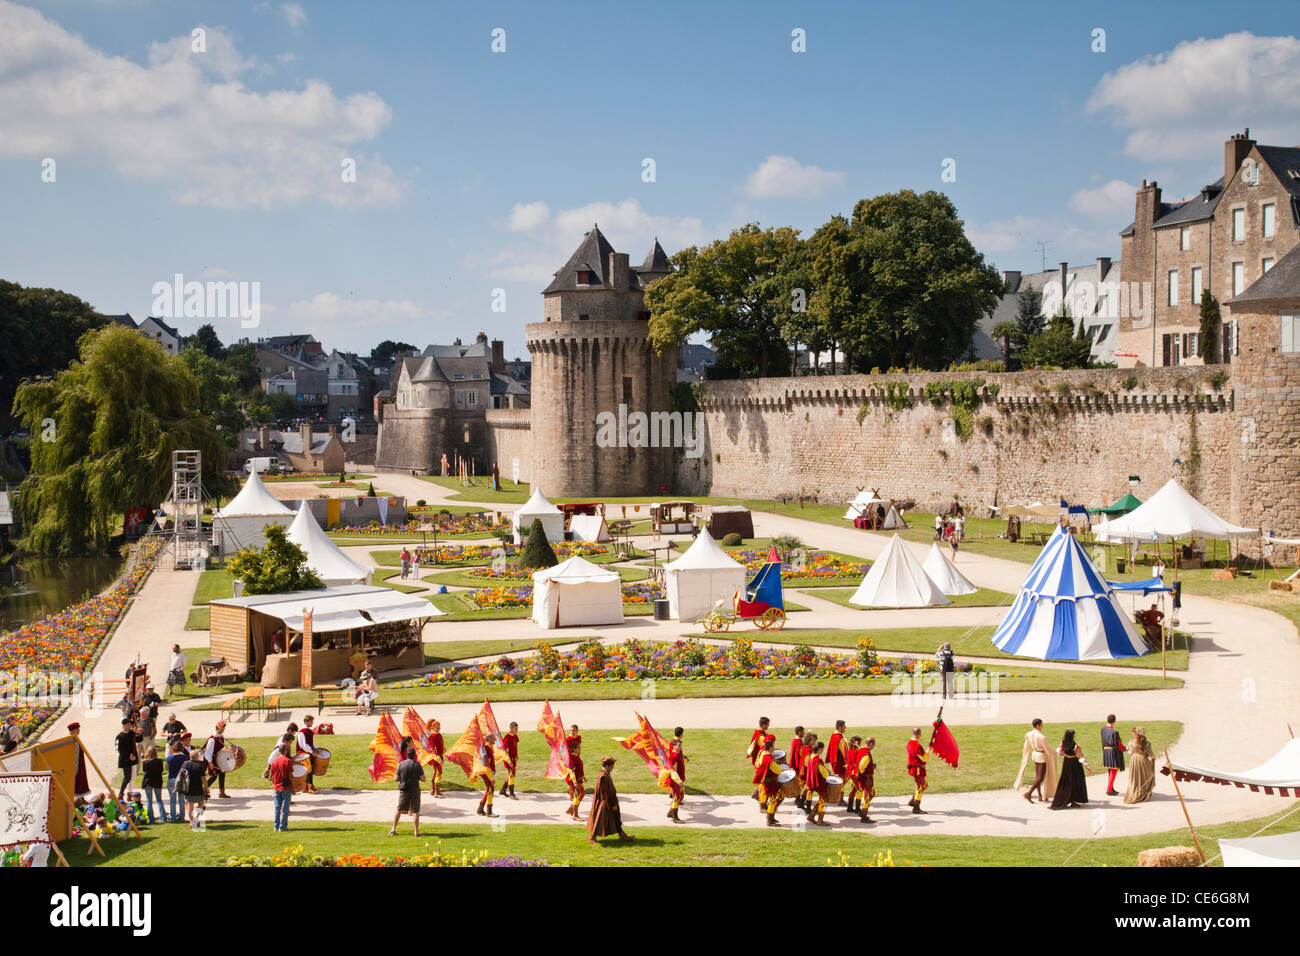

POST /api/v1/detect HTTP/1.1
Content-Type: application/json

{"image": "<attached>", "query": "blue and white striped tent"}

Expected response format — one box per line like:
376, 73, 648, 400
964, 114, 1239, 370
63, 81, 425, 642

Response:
990, 526, 1146, 660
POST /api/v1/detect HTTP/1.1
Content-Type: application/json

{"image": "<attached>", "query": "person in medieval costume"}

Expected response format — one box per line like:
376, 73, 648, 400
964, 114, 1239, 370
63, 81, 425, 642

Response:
1124, 727, 1156, 804
587, 756, 633, 843
1014, 718, 1058, 803
1049, 729, 1090, 809
1101, 714, 1127, 796
67, 722, 91, 798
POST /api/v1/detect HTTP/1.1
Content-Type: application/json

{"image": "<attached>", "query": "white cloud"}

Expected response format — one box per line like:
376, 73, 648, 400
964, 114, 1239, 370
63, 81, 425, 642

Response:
285, 292, 427, 323
1087, 32, 1300, 161
281, 2, 307, 28
506, 201, 550, 232
966, 215, 1113, 263
742, 155, 845, 199
1069, 179, 1137, 222
0, 1, 401, 208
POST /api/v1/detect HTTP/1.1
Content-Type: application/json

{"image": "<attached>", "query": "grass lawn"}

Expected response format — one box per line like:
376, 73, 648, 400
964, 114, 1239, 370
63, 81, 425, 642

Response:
163, 721, 1184, 798
805, 586, 1012, 607
372, 568, 430, 594
165, 648, 257, 701
425, 591, 655, 622
185, 607, 210, 630
706, 626, 1191, 672
369, 547, 645, 569
192, 568, 235, 605
67, 805, 1291, 867
196, 666, 1180, 711
422, 565, 650, 588
422, 639, 580, 667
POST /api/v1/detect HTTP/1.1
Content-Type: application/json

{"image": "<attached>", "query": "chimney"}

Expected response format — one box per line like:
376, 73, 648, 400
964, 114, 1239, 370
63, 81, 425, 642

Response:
1133, 180, 1162, 237
476, 331, 488, 345
1096, 257, 1112, 282
490, 338, 504, 374
1226, 129, 1255, 184
1058, 260, 1069, 292
299, 422, 312, 453
1002, 270, 1022, 293
609, 251, 630, 291
327, 423, 338, 440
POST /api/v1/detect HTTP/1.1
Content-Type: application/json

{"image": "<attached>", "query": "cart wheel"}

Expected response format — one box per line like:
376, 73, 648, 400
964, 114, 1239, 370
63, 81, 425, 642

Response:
762, 608, 786, 630
702, 615, 721, 633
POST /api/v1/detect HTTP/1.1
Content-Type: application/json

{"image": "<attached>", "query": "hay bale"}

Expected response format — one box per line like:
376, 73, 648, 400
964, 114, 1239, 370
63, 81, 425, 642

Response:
1138, 845, 1201, 867
1268, 579, 1293, 591
1213, 568, 1239, 582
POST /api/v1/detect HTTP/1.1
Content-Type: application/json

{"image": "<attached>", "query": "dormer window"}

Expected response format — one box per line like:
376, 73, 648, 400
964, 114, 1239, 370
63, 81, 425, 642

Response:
576, 270, 595, 285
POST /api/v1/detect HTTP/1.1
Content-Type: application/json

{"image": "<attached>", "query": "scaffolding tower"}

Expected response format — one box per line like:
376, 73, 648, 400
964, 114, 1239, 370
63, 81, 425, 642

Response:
171, 449, 205, 570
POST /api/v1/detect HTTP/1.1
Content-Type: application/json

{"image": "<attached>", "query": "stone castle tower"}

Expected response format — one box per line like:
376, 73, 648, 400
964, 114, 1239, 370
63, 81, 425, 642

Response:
526, 226, 679, 497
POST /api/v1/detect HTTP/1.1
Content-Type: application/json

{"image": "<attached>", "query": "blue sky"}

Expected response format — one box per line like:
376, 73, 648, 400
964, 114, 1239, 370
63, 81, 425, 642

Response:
2, 0, 1298, 359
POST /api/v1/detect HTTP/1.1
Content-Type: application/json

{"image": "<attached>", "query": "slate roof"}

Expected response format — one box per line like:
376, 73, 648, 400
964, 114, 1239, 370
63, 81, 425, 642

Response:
638, 239, 672, 275
1153, 177, 1225, 229
139, 315, 180, 338
1226, 243, 1300, 308
543, 226, 618, 293
104, 313, 137, 329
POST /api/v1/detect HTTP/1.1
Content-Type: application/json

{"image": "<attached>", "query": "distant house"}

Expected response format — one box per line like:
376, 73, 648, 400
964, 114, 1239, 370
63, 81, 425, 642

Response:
246, 424, 346, 473
978, 258, 1123, 365
678, 343, 717, 382
136, 315, 184, 356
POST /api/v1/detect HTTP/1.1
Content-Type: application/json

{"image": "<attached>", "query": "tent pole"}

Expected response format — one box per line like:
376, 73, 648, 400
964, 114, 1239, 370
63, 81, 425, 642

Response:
1165, 750, 1206, 863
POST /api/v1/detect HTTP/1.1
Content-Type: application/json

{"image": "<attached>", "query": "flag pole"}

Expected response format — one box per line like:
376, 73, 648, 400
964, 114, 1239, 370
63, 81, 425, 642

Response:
1164, 750, 1206, 863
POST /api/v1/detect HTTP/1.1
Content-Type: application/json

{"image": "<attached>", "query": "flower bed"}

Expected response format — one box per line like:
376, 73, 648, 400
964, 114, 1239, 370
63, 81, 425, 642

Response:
0, 535, 166, 734
416, 541, 610, 566
469, 580, 663, 610
225, 845, 548, 867
728, 549, 868, 580
330, 513, 507, 537
392, 636, 983, 686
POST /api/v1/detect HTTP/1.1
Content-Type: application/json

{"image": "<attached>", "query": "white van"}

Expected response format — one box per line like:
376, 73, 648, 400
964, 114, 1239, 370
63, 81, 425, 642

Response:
244, 457, 275, 475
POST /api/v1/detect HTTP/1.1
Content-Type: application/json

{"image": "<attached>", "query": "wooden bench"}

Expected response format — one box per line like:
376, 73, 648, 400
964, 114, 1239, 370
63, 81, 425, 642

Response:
315, 687, 388, 717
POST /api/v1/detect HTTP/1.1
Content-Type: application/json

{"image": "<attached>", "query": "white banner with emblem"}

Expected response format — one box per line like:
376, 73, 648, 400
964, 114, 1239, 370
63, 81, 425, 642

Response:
0, 771, 53, 849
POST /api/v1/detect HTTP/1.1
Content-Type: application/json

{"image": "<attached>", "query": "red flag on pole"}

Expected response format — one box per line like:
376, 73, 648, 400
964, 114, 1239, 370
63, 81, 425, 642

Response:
930, 710, 959, 769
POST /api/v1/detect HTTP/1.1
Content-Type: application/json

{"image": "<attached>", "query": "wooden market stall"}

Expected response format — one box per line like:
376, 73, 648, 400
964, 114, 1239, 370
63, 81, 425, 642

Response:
208, 584, 440, 688
651, 500, 697, 536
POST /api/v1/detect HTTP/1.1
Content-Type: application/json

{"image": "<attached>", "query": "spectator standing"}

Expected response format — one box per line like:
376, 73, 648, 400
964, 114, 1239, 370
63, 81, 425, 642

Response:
1, 714, 21, 754
165, 742, 188, 822
180, 748, 210, 829
166, 645, 187, 699
268, 744, 295, 831
391, 748, 425, 836
936, 642, 956, 699
140, 747, 166, 824
115, 717, 142, 800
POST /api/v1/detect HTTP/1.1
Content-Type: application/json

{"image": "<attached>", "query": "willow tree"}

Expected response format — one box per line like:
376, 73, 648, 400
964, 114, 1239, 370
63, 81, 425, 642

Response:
13, 324, 223, 554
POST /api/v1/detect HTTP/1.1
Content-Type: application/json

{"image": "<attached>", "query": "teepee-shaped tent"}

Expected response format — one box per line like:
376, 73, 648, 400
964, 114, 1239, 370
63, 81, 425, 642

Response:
921, 542, 978, 596
287, 502, 369, 586
849, 535, 950, 608
512, 489, 565, 544
212, 470, 295, 554
990, 525, 1145, 660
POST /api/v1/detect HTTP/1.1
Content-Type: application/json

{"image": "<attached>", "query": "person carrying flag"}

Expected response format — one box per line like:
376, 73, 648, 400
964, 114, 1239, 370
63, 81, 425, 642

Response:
855, 737, 877, 823
752, 737, 785, 827
475, 731, 497, 817
427, 719, 445, 798
499, 721, 520, 800
566, 725, 586, 819
667, 727, 687, 822
907, 727, 929, 814
803, 740, 830, 826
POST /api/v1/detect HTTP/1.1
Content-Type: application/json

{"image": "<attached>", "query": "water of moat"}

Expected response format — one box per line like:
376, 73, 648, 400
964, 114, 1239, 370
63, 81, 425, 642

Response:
0, 553, 124, 631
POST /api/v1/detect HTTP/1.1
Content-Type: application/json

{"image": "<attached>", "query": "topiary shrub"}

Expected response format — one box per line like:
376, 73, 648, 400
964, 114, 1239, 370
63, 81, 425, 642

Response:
722, 532, 743, 547
519, 518, 558, 569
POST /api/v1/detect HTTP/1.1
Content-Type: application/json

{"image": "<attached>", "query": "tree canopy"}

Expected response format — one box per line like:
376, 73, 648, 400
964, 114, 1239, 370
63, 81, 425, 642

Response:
1019, 312, 1093, 369
227, 524, 323, 595
13, 324, 224, 554
370, 340, 417, 366
518, 518, 558, 569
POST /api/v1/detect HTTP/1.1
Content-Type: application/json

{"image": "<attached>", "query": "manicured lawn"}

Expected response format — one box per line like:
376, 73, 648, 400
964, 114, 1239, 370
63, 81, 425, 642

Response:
370, 547, 644, 569
192, 568, 235, 605
805, 586, 1012, 606
706, 626, 1191, 672
166, 648, 257, 700
185, 607, 210, 630
372, 568, 431, 594
422, 565, 650, 588
67, 804, 1292, 867
422, 639, 580, 667
159, 721, 1184, 798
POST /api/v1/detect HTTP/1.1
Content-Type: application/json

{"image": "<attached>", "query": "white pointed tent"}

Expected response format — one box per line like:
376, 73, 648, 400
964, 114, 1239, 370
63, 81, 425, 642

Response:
286, 502, 369, 586
1095, 478, 1256, 542
849, 535, 950, 608
663, 531, 747, 621
843, 491, 884, 520
569, 513, 611, 543
990, 525, 1145, 660
212, 470, 294, 553
512, 489, 565, 544
881, 505, 906, 529
921, 542, 978, 596
531, 555, 623, 629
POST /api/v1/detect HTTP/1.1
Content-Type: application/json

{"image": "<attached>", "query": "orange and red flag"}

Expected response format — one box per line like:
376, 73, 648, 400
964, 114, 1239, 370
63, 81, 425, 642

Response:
367, 712, 404, 782
447, 700, 505, 782
538, 700, 573, 782
615, 712, 680, 791
402, 706, 443, 769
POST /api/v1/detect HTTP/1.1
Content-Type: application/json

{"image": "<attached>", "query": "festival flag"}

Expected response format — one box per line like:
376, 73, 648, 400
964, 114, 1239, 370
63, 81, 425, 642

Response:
402, 706, 442, 769
538, 700, 573, 781
929, 709, 960, 769
614, 712, 680, 791
447, 700, 505, 782
367, 712, 405, 782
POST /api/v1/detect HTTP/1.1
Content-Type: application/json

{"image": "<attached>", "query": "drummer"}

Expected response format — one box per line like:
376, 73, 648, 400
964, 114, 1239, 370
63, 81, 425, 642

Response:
797, 731, 817, 811
788, 726, 806, 810
202, 721, 232, 799
855, 737, 877, 824
266, 733, 295, 768
803, 740, 830, 826
844, 735, 862, 815
752, 737, 784, 827
296, 715, 319, 794
827, 720, 848, 804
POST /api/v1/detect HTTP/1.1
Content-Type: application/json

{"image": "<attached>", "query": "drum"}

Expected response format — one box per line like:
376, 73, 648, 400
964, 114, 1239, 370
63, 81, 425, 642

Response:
215, 747, 239, 774
230, 745, 246, 771
291, 762, 309, 794
771, 749, 786, 762
777, 768, 801, 799
311, 747, 332, 777
825, 774, 845, 804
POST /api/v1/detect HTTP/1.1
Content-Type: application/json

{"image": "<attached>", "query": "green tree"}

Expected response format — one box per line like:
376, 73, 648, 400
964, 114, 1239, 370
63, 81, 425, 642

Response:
247, 392, 302, 424
645, 224, 801, 377
1015, 283, 1046, 339
180, 348, 245, 446
226, 523, 323, 595
185, 323, 224, 358
13, 324, 224, 554
1199, 291, 1222, 364
518, 518, 558, 569
370, 340, 417, 366
1020, 312, 1093, 369
991, 320, 1021, 371
0, 280, 108, 430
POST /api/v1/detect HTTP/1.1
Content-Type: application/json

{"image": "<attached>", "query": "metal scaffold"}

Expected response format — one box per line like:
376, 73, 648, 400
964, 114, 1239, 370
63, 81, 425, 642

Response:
171, 449, 206, 570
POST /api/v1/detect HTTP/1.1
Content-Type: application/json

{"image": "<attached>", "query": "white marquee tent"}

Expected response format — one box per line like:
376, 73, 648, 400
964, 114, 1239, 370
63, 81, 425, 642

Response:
663, 531, 748, 621
212, 470, 294, 554
569, 513, 611, 543
531, 556, 624, 629
1095, 478, 1256, 542
843, 491, 884, 520
921, 542, 978, 596
849, 534, 950, 608
287, 502, 370, 586
512, 489, 565, 544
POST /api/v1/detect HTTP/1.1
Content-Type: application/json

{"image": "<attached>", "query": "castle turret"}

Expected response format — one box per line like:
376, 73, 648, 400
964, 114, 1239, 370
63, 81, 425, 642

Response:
527, 227, 679, 496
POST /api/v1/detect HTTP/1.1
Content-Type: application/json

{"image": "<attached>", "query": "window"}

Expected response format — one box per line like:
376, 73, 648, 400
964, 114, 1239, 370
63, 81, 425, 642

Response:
1233, 319, 1239, 356
1233, 261, 1245, 296
1180, 226, 1190, 251
1222, 322, 1233, 364
455, 390, 478, 407
1233, 208, 1245, 241
578, 314, 589, 321
1264, 257, 1275, 273
1162, 333, 1175, 367
1183, 331, 1199, 359
1192, 267, 1203, 304
1283, 316, 1300, 354
1168, 270, 1179, 306
622, 376, 633, 405
1263, 203, 1276, 238
576, 270, 594, 285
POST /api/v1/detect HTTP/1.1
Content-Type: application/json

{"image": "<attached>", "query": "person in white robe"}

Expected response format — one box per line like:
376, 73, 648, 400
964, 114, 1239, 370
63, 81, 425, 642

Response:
1014, 718, 1058, 802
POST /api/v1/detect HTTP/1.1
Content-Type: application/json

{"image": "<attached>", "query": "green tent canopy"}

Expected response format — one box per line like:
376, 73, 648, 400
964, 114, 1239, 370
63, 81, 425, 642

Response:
1091, 493, 1142, 516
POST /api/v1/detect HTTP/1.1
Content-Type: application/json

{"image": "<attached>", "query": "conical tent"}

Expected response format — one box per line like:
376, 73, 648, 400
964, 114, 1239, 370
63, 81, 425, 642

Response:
921, 542, 978, 596
1091, 492, 1142, 516
512, 488, 565, 544
990, 525, 1145, 660
212, 470, 295, 553
1095, 478, 1256, 542
218, 470, 294, 518
881, 505, 906, 529
849, 535, 950, 608
287, 502, 369, 586
664, 533, 747, 621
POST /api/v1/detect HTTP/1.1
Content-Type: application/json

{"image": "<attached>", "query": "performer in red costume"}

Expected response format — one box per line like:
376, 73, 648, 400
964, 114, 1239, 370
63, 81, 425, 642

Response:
1101, 714, 1127, 796
498, 721, 520, 799
855, 737, 877, 823
906, 727, 929, 814
844, 735, 862, 814
565, 725, 586, 819
475, 732, 497, 817
803, 740, 830, 826
752, 737, 784, 827
667, 727, 687, 822
427, 719, 446, 797
827, 719, 848, 805
788, 725, 806, 810
746, 716, 771, 764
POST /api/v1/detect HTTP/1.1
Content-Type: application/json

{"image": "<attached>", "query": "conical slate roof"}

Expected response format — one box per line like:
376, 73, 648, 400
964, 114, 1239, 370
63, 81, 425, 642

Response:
217, 470, 294, 517
543, 225, 617, 293
286, 502, 368, 585
637, 239, 671, 275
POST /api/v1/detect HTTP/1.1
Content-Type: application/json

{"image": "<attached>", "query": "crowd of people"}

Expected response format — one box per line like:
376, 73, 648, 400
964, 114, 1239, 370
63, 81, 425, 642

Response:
1015, 714, 1157, 808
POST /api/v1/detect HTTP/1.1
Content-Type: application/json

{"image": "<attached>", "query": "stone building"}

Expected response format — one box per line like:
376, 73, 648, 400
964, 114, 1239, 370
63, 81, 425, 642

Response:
980, 259, 1124, 365
523, 227, 679, 497
1117, 129, 1300, 367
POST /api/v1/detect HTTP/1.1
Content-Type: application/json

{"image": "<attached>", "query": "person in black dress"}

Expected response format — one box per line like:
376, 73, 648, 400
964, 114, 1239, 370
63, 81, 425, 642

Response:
1049, 728, 1090, 809
115, 717, 142, 800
